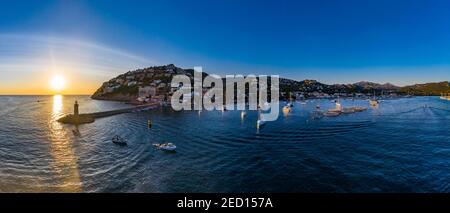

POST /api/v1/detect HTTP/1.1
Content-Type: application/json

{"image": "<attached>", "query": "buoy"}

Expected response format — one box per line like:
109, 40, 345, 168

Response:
147, 120, 152, 128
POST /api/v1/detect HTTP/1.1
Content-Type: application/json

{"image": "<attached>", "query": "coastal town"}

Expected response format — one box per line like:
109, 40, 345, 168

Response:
91, 64, 450, 106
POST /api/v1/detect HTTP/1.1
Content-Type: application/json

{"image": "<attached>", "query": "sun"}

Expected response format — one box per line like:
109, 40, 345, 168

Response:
50, 75, 66, 92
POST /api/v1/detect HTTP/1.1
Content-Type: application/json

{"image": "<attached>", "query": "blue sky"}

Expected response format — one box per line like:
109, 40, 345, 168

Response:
1, 0, 450, 93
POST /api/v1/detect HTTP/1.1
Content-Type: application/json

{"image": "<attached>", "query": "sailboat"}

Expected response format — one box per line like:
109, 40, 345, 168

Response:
369, 91, 379, 107
256, 107, 266, 129
288, 92, 294, 107
240, 111, 246, 119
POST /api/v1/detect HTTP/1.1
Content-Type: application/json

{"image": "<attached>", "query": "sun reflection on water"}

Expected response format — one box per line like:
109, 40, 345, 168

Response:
52, 95, 63, 118
48, 95, 82, 192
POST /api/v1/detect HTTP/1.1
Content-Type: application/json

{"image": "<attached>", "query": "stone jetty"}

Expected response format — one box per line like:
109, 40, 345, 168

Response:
57, 101, 159, 124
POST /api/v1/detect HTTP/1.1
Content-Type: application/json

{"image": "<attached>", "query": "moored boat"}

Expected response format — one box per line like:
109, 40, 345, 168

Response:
324, 111, 341, 117
153, 143, 176, 151
369, 99, 379, 107
112, 135, 127, 146
256, 107, 267, 129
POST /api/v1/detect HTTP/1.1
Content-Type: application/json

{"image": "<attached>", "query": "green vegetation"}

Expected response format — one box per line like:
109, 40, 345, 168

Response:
113, 85, 139, 95
399, 81, 450, 96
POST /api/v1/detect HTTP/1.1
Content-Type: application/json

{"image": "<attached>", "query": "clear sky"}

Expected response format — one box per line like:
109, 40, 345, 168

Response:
1, 0, 450, 94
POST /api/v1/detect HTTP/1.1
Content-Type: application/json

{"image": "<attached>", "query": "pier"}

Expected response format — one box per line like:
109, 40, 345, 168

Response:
57, 102, 159, 124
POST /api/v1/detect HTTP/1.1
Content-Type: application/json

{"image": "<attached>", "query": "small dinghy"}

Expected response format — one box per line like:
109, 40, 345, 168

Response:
153, 143, 176, 151
112, 135, 127, 146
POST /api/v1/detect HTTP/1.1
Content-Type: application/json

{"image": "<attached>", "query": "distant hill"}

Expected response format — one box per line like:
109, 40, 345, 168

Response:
352, 81, 399, 91
399, 81, 450, 96
91, 64, 449, 101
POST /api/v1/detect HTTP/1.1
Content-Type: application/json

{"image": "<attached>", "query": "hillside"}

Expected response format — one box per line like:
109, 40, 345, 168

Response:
91, 64, 448, 102
399, 81, 450, 96
92, 64, 197, 102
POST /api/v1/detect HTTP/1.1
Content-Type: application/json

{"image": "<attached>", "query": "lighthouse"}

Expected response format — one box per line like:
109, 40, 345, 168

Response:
74, 101, 79, 116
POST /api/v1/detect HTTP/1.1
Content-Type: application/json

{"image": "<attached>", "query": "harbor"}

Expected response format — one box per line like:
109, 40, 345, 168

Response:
1, 95, 450, 192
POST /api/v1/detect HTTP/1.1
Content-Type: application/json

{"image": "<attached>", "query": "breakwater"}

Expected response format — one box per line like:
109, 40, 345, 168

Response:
57, 102, 159, 124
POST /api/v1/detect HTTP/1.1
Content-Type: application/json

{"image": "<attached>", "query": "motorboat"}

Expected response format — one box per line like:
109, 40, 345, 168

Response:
369, 99, 379, 107
112, 135, 127, 146
153, 143, 176, 151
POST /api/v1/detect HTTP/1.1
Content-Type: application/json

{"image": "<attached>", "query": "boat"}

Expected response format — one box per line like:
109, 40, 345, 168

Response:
240, 111, 246, 119
369, 92, 379, 107
335, 101, 342, 111
324, 111, 341, 117
112, 135, 127, 146
288, 92, 294, 107
256, 108, 266, 129
341, 108, 355, 114
352, 107, 368, 112
324, 101, 343, 117
257, 119, 266, 129
369, 99, 379, 107
153, 143, 176, 151
72, 129, 80, 136
147, 120, 152, 128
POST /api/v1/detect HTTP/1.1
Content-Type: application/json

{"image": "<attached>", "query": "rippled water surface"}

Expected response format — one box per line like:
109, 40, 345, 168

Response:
0, 95, 449, 192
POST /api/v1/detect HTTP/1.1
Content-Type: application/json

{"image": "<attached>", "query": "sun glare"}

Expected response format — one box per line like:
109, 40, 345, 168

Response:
50, 75, 66, 92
